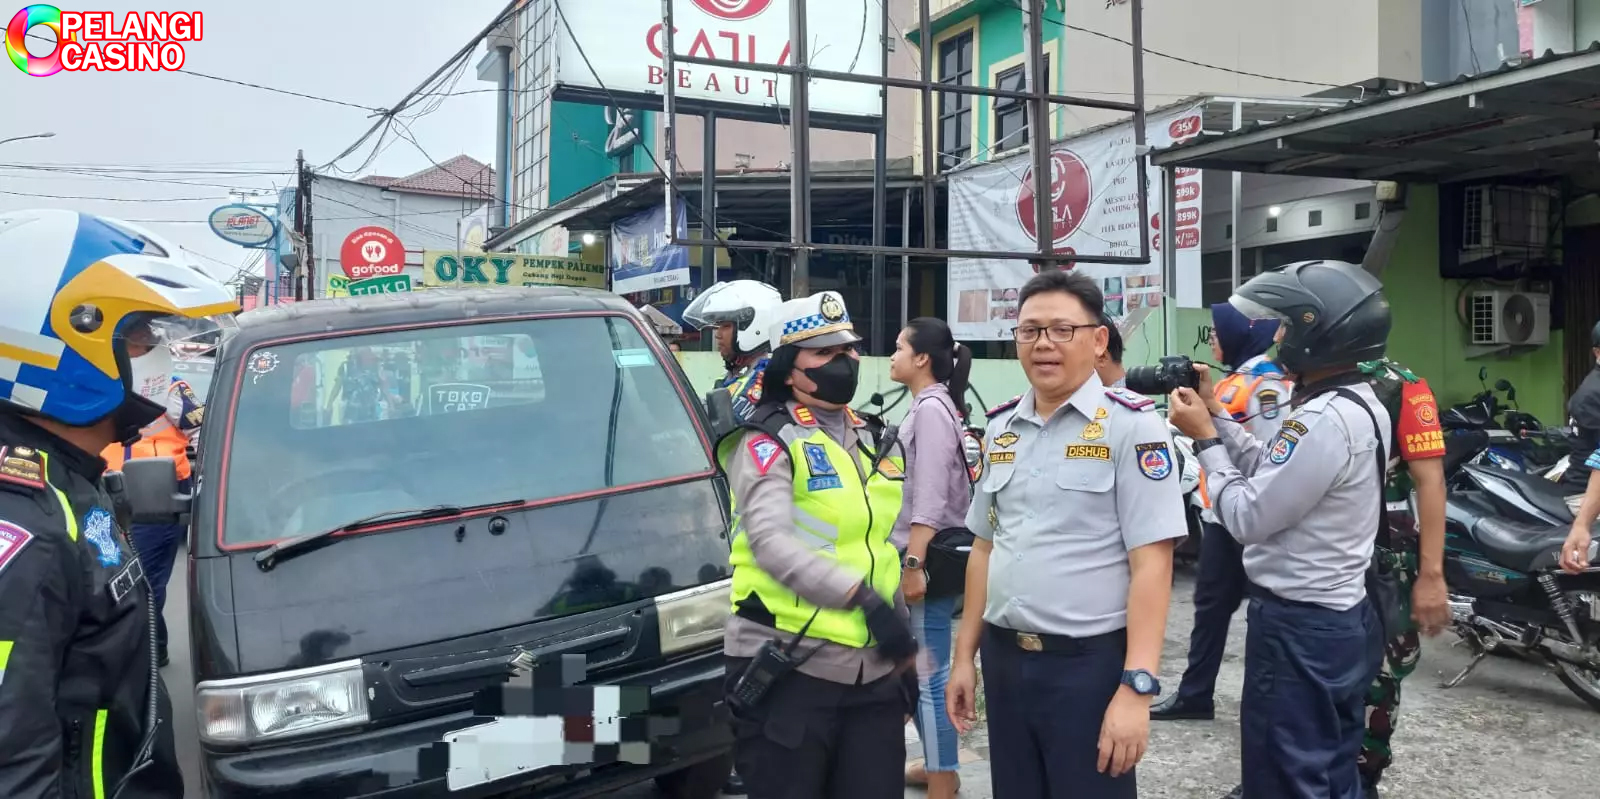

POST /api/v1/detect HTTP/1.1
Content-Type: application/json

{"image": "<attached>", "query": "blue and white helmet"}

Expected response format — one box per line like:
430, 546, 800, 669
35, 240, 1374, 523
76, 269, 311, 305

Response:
0, 209, 238, 433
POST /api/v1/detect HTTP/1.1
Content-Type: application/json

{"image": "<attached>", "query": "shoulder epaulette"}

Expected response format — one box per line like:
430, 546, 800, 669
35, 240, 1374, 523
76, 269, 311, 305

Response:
789, 404, 818, 427
986, 394, 1023, 419
0, 445, 48, 492
844, 407, 866, 428
1105, 387, 1156, 411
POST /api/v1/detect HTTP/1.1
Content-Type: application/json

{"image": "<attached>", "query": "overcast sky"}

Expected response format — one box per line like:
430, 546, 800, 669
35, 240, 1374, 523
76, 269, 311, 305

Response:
3, 0, 505, 282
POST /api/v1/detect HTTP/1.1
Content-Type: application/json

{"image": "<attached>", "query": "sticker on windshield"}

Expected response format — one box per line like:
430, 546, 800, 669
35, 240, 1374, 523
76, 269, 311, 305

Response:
428, 383, 492, 414
247, 351, 280, 383
612, 348, 657, 368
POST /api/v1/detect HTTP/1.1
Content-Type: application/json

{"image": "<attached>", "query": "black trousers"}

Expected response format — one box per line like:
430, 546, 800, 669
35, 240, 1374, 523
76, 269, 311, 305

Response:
982, 624, 1135, 799
1175, 521, 1248, 706
724, 656, 907, 799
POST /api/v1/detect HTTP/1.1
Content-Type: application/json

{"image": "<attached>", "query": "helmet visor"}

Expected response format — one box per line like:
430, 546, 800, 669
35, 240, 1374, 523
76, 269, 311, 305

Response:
1229, 295, 1290, 325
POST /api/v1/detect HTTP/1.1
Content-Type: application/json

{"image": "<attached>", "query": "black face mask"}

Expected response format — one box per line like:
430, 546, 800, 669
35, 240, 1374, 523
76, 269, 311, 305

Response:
801, 353, 860, 405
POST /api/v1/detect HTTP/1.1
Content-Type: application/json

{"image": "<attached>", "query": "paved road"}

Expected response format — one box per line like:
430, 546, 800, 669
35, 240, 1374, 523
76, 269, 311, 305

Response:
163, 561, 1598, 798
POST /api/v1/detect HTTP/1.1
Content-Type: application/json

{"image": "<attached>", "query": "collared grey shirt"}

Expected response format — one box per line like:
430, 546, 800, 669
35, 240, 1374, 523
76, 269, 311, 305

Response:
890, 383, 971, 551
1197, 382, 1391, 611
966, 372, 1188, 637
723, 402, 908, 685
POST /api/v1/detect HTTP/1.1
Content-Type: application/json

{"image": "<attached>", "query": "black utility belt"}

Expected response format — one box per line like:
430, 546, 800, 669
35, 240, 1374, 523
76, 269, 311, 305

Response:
989, 624, 1125, 654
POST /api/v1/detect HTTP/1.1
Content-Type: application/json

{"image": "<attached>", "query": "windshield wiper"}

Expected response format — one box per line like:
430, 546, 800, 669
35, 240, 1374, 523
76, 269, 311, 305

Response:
254, 504, 471, 572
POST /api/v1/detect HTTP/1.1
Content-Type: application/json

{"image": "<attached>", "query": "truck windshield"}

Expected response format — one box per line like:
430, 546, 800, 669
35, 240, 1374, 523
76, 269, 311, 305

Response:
219, 315, 710, 546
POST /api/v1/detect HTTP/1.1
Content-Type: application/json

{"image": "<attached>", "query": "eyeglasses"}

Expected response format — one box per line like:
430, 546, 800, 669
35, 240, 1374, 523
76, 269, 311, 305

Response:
1012, 323, 1099, 344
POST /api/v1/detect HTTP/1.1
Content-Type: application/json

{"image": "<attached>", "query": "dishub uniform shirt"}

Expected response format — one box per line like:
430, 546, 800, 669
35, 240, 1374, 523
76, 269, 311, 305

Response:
966, 372, 1188, 637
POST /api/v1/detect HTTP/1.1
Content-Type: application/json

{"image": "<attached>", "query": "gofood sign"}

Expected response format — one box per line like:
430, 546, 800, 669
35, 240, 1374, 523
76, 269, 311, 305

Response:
207, 204, 277, 248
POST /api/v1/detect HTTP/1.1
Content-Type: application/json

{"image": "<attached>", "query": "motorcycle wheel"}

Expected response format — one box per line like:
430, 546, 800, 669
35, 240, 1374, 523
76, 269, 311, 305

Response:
1553, 660, 1600, 713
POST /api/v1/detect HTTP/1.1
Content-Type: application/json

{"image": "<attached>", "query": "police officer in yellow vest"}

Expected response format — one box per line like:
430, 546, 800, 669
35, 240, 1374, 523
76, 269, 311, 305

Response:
717, 290, 916, 799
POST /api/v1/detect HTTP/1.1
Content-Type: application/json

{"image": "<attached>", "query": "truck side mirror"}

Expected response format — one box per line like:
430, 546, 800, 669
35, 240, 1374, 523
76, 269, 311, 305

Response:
112, 457, 193, 526
703, 389, 737, 442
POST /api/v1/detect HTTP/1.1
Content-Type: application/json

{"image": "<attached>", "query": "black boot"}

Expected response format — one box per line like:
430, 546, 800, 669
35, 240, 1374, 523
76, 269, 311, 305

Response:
722, 770, 747, 796
1149, 692, 1215, 721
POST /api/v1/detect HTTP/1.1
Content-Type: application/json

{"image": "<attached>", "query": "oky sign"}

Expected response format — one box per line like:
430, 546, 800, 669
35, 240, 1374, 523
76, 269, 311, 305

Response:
5, 5, 202, 76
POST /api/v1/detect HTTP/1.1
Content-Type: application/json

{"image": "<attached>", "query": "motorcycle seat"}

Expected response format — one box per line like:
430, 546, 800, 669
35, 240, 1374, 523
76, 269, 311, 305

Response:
1446, 405, 1494, 429
1468, 517, 1569, 573
1462, 464, 1575, 524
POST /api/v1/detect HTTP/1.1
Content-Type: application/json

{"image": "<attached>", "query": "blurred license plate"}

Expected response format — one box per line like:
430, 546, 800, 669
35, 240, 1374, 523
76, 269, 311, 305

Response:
444, 717, 568, 791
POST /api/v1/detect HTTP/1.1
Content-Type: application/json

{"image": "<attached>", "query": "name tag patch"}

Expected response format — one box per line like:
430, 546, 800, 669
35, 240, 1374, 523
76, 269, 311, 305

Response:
0, 521, 35, 578
108, 557, 145, 604
802, 443, 842, 491
1065, 445, 1111, 461
1135, 443, 1172, 480
989, 451, 1016, 465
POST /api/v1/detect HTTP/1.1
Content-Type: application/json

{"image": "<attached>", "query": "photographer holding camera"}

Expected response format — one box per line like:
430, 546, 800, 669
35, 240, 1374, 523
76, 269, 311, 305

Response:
1146, 303, 1288, 723
1167, 261, 1392, 799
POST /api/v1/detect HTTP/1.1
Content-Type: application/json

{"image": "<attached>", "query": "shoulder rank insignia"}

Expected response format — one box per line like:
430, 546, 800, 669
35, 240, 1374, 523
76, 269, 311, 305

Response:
0, 445, 46, 491
790, 405, 818, 426
1104, 387, 1155, 411
844, 407, 866, 428
986, 394, 1023, 419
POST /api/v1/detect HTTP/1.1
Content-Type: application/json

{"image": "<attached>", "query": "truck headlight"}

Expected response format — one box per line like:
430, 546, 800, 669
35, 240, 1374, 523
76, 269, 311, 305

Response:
196, 659, 369, 745
656, 579, 730, 655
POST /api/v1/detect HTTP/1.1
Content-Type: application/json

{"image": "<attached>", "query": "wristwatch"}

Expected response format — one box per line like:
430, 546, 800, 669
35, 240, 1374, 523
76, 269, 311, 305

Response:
1121, 669, 1161, 697
1192, 437, 1224, 454
902, 554, 923, 570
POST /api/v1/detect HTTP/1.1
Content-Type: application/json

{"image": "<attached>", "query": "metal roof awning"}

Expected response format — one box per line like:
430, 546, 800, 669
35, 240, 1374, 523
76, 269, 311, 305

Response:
1150, 44, 1600, 188
544, 165, 931, 237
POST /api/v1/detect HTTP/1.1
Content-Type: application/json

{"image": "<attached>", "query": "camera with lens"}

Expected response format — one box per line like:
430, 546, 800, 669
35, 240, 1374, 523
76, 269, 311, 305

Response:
1124, 355, 1200, 396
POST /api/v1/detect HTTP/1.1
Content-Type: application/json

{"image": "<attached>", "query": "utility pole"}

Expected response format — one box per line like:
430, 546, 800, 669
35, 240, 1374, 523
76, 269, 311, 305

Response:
293, 150, 306, 302
1026, 0, 1052, 261
300, 151, 316, 301
788, 0, 812, 298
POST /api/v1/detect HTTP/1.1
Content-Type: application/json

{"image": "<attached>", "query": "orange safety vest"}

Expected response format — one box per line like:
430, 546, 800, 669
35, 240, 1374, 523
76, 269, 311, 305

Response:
1195, 372, 1271, 510
103, 418, 192, 480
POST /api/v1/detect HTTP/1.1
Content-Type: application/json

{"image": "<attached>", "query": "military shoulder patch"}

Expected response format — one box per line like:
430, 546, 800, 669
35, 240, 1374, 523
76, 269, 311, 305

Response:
790, 405, 818, 426
0, 520, 36, 578
1267, 432, 1298, 465
0, 446, 46, 491
1104, 388, 1155, 411
986, 394, 1023, 419
746, 434, 783, 477
1135, 442, 1173, 480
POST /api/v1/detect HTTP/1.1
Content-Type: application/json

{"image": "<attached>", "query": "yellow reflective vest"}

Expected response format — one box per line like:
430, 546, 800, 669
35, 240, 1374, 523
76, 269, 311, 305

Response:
717, 403, 906, 648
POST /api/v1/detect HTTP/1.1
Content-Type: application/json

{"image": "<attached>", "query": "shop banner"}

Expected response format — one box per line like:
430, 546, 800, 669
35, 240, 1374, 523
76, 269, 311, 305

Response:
421, 251, 607, 290
610, 197, 690, 295
349, 275, 413, 296
947, 103, 1205, 341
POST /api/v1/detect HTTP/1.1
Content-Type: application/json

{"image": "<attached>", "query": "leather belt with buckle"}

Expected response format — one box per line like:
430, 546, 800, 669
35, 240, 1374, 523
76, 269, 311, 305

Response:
1016, 632, 1045, 652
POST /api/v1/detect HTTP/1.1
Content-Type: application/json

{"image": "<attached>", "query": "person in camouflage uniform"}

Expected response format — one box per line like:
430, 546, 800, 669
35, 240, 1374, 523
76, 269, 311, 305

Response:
1355, 359, 1452, 797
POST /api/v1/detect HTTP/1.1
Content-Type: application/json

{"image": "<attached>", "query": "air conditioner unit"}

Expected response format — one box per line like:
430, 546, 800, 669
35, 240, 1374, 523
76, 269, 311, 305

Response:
1469, 289, 1551, 346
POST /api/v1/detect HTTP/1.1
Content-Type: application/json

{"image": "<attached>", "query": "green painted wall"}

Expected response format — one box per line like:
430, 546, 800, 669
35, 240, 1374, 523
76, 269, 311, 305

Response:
548, 103, 655, 205
1380, 185, 1566, 422
938, 2, 1066, 162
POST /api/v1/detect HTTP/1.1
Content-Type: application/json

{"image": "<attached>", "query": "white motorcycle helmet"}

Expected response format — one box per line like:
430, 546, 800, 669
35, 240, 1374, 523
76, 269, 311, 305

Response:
682, 280, 783, 357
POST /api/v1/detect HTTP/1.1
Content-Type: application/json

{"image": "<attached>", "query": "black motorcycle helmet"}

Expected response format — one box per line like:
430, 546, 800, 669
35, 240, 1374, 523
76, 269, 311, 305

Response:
1229, 260, 1390, 375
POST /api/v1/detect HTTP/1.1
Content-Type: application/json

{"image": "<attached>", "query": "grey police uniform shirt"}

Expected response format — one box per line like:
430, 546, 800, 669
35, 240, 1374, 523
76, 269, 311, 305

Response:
965, 372, 1189, 637
723, 402, 909, 685
1197, 381, 1392, 611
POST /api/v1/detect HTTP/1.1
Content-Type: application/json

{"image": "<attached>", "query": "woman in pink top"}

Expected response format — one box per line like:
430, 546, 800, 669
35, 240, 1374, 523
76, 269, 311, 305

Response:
889, 317, 975, 799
